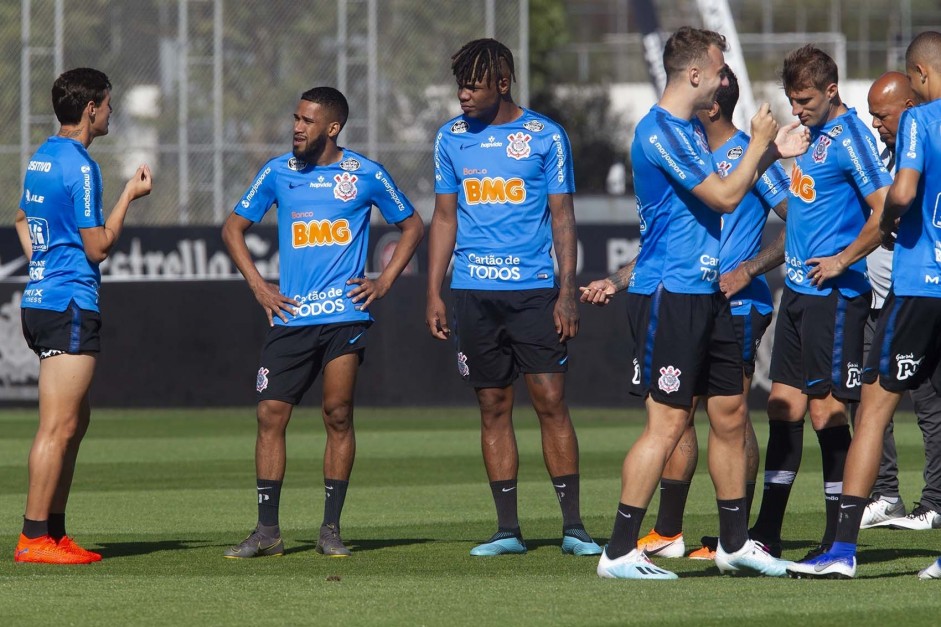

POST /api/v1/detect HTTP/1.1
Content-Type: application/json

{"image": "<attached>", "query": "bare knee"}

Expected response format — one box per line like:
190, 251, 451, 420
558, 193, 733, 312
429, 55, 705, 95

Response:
478, 388, 512, 429
323, 400, 354, 435
257, 401, 291, 437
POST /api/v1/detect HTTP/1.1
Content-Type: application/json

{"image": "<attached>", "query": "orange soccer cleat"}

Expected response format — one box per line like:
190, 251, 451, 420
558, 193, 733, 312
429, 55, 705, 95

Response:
57, 536, 103, 562
14, 534, 95, 564
636, 529, 686, 558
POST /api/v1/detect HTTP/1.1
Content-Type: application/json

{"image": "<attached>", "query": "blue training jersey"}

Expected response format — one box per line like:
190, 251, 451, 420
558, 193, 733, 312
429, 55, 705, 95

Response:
434, 108, 574, 290
19, 136, 105, 312
234, 149, 414, 327
715, 131, 789, 315
629, 105, 719, 295
784, 107, 891, 297
892, 101, 941, 297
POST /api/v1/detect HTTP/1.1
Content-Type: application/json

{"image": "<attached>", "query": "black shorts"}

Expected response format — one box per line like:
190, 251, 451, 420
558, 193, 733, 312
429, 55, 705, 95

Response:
21, 301, 101, 358
451, 288, 566, 388
770, 286, 869, 401
733, 308, 773, 379
255, 322, 368, 405
626, 287, 742, 407
863, 293, 941, 393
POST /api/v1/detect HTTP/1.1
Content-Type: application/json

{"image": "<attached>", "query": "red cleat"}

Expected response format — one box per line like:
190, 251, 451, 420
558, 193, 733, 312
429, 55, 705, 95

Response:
14, 534, 94, 564
57, 536, 102, 562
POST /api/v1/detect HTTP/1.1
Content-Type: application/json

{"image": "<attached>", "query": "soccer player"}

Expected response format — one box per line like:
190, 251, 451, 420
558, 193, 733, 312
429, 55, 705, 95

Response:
222, 87, 423, 558
626, 66, 789, 561
858, 72, 941, 531
14, 68, 153, 564
786, 31, 941, 580
426, 38, 602, 557
747, 45, 892, 560
583, 27, 808, 580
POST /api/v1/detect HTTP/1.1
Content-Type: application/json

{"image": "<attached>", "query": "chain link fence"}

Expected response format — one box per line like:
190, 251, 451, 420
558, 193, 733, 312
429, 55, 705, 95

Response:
7, 0, 526, 225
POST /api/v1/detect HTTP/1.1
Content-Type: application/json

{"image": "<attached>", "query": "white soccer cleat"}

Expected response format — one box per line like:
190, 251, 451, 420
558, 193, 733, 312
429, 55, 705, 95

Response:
786, 549, 856, 580
918, 558, 941, 580
715, 539, 791, 577
860, 496, 906, 529
882, 505, 941, 530
597, 547, 679, 580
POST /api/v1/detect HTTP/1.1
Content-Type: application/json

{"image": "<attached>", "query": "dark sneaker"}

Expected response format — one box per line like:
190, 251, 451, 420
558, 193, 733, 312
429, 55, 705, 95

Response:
223, 528, 284, 559
747, 528, 782, 558
801, 544, 831, 562
316, 524, 352, 557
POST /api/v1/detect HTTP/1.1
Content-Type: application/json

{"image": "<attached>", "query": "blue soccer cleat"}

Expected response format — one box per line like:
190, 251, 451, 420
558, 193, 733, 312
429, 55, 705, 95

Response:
786, 548, 856, 579
561, 528, 602, 556
716, 539, 791, 577
470, 531, 527, 556
596, 547, 678, 580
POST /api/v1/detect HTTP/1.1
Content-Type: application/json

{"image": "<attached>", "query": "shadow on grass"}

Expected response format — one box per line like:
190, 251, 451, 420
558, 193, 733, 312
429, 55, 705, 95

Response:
285, 537, 434, 555
97, 539, 210, 558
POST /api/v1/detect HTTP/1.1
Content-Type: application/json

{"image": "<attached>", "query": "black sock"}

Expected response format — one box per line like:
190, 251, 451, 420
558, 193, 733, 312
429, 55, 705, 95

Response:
552, 474, 582, 528
489, 479, 520, 532
654, 479, 691, 537
834, 494, 869, 544
817, 425, 852, 546
48, 512, 66, 541
606, 503, 646, 560
256, 478, 282, 528
22, 517, 48, 539
323, 478, 350, 529
745, 481, 757, 522
752, 420, 804, 541
717, 498, 749, 553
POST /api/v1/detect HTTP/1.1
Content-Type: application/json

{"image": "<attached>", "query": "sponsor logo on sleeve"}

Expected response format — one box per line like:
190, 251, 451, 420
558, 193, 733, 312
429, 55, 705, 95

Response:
726, 145, 744, 159
522, 119, 545, 132
241, 166, 272, 209
450, 120, 469, 134
339, 157, 361, 171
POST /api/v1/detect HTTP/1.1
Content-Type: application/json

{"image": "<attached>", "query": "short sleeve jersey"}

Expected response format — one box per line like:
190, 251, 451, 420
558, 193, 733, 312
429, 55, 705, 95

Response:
433, 109, 574, 290
234, 149, 414, 327
715, 131, 789, 315
629, 106, 719, 295
784, 108, 891, 297
19, 136, 105, 312
892, 101, 941, 297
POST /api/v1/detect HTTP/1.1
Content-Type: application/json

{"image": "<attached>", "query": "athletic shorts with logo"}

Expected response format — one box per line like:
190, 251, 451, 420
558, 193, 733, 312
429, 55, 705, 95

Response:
733, 308, 772, 379
21, 300, 101, 358
863, 293, 941, 393
626, 287, 742, 407
255, 322, 368, 405
770, 286, 868, 401
451, 288, 566, 388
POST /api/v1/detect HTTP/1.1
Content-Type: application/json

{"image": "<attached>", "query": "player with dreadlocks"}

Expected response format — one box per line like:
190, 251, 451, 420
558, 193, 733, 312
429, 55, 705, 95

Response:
426, 38, 602, 557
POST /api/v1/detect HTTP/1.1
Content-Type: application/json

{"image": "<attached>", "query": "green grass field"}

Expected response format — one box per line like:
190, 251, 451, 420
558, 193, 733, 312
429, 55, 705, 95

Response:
1, 406, 940, 626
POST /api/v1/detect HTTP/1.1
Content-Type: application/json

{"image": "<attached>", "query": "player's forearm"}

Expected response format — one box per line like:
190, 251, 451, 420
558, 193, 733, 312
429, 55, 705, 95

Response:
720, 143, 771, 209
14, 211, 31, 261
425, 215, 456, 298
839, 218, 882, 267
221, 219, 267, 291
606, 257, 636, 292
550, 206, 578, 295
377, 215, 424, 288
740, 228, 785, 278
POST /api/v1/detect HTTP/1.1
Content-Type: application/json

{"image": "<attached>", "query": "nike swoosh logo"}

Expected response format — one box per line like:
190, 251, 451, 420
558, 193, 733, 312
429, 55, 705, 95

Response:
0, 256, 27, 279
553, 483, 566, 489
325, 485, 334, 490
806, 378, 826, 387
15, 548, 27, 556
288, 182, 305, 188
257, 487, 273, 491
558, 356, 569, 365
840, 503, 856, 509
618, 511, 631, 519
348, 332, 365, 345
721, 506, 740, 512
459, 143, 476, 150
501, 487, 516, 493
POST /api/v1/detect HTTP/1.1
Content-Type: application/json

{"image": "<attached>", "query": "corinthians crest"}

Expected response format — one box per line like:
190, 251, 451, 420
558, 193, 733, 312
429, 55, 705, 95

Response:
506, 131, 532, 160
333, 172, 358, 201
658, 365, 682, 394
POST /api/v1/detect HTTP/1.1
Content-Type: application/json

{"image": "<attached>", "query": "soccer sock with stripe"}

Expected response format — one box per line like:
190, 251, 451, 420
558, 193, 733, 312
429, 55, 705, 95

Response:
551, 474, 583, 529
322, 478, 350, 529
717, 497, 749, 554
751, 420, 804, 542
654, 479, 691, 537
489, 479, 521, 534
256, 478, 282, 528
817, 424, 852, 546
606, 503, 646, 559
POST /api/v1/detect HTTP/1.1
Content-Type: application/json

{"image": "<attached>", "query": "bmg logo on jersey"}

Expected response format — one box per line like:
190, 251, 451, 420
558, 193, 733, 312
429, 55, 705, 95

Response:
292, 219, 352, 248
790, 163, 816, 202
463, 177, 526, 205
27, 217, 49, 252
